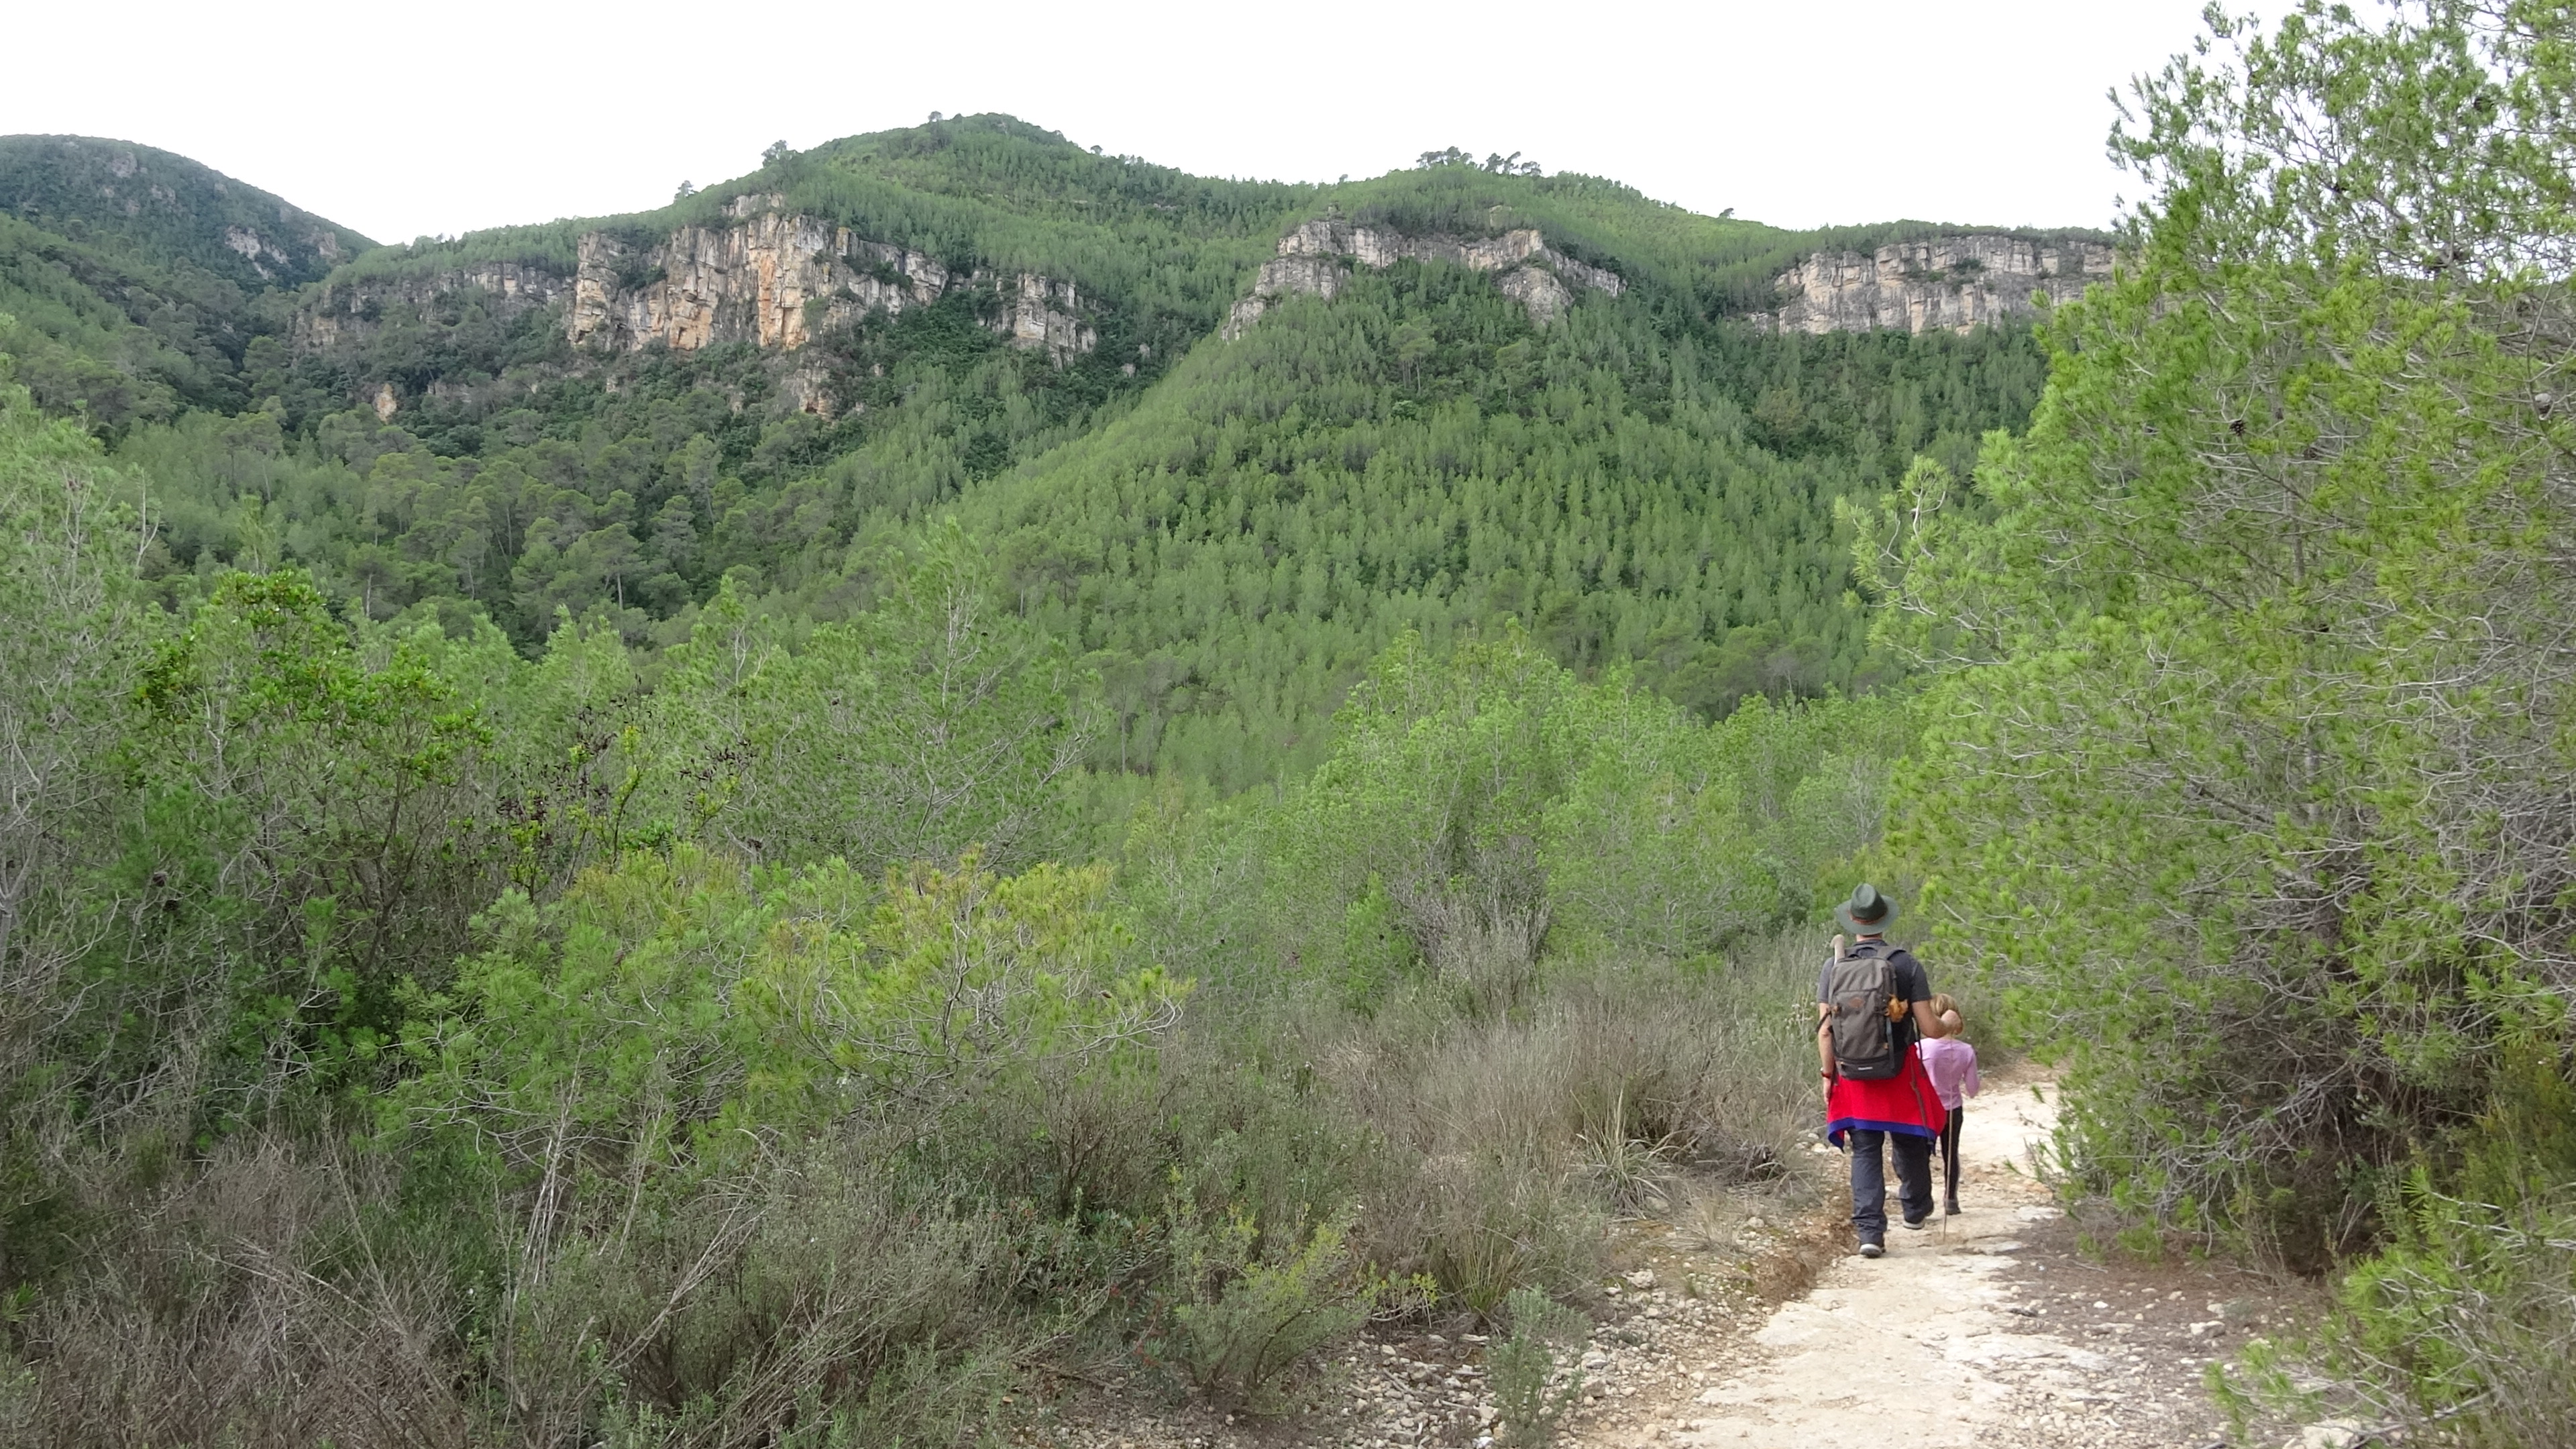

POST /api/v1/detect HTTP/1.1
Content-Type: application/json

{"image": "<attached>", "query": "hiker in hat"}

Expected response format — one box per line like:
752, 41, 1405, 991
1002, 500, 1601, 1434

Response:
1815, 883, 1947, 1258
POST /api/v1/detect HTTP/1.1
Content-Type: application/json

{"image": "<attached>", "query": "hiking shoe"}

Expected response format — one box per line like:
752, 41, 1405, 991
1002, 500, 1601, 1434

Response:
1945, 1196, 1962, 1217
1858, 1239, 1885, 1258
1900, 1216, 1928, 1231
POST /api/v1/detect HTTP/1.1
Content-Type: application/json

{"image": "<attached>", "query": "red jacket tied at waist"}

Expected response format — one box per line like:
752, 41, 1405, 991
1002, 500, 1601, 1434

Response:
1825, 1050, 1948, 1147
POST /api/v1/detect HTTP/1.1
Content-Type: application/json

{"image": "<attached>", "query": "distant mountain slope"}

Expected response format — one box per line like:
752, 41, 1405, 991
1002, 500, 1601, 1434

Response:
28, 115, 2089, 782
953, 215, 2047, 784
0, 136, 374, 430
0, 136, 370, 290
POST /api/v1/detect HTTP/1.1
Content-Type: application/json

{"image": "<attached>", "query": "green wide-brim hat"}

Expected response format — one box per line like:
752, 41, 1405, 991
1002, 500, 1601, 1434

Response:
1836, 881, 1898, 934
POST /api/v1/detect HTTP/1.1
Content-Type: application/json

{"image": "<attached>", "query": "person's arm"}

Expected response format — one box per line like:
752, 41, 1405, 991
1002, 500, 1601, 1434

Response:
1964, 1049, 1982, 1099
1898, 952, 1942, 1040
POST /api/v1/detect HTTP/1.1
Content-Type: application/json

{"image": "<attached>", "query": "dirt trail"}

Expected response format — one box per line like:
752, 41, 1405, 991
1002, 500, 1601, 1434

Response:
1570, 1075, 2268, 1449
1030, 1073, 2298, 1449
1574, 1079, 2081, 1446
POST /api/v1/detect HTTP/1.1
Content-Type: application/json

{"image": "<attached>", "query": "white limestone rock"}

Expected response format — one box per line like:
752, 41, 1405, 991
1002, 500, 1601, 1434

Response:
557, 195, 1093, 368
1226, 215, 1623, 335
998, 273, 1097, 364
1757, 234, 2114, 335
567, 196, 951, 353
1497, 264, 1573, 325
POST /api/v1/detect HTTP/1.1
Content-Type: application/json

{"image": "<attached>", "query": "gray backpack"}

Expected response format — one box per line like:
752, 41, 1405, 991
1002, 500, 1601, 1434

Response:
1823, 941, 1902, 1081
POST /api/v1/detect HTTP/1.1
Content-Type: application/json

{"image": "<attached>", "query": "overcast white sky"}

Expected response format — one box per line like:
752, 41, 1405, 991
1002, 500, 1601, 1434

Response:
3, 0, 2257, 246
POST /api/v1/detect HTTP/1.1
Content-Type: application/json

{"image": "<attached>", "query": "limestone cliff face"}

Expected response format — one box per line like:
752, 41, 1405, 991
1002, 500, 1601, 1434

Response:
292, 262, 570, 350
997, 273, 1097, 362
565, 194, 1095, 362
1224, 217, 1623, 337
1757, 235, 2112, 335
223, 225, 301, 280
297, 193, 1098, 376
566, 195, 945, 352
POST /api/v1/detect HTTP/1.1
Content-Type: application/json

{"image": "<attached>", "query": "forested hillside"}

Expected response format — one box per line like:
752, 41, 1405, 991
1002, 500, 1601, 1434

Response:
15, 115, 2062, 782
965, 262, 2039, 781
0, 136, 371, 431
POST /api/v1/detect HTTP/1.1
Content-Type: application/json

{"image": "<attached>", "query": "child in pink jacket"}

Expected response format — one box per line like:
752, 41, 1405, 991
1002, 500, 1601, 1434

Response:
1916, 993, 1980, 1216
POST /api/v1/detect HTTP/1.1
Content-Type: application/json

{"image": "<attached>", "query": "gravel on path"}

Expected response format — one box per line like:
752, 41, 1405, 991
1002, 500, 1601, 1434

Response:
1570, 1074, 2291, 1449
1014, 1073, 2306, 1449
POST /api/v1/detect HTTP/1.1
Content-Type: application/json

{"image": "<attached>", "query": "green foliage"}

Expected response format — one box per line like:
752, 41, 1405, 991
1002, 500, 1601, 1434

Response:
1252, 629, 1909, 1000
647, 523, 1093, 875
1155, 1205, 1379, 1413
123, 568, 502, 1105
0, 111, 1973, 1444
39, 113, 2053, 787
0, 366, 150, 1274
2305, 1181, 2576, 1447
2223, 1046, 2576, 1446
0, 135, 369, 293
394, 845, 1179, 1171
1874, 0, 2576, 1265
1864, 0, 2576, 1425
968, 254, 2029, 785
1490, 1286, 1589, 1448
0, 136, 371, 435
0, 227, 245, 431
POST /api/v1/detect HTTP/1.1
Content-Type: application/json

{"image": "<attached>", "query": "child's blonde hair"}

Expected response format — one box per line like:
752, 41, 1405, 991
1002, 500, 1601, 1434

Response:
1929, 992, 1960, 1018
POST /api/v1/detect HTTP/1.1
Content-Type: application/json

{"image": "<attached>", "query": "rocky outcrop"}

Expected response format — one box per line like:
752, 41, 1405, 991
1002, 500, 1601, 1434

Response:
996, 273, 1097, 364
778, 364, 842, 419
223, 225, 296, 280
297, 193, 1099, 376
566, 194, 1095, 363
1224, 217, 1623, 337
1756, 235, 2112, 335
1497, 266, 1575, 325
1224, 256, 1352, 337
566, 195, 947, 352
292, 262, 570, 350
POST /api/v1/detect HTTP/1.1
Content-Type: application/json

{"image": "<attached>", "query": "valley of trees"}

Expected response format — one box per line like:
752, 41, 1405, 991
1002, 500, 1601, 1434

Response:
2, 3, 2572, 1444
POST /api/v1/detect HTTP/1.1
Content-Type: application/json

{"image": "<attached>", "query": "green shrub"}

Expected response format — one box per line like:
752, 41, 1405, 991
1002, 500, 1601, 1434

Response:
1868, 0, 2576, 1281
1256, 631, 1912, 1002
1405, 1155, 1606, 1318
2328, 1183, 2576, 1448
2219, 1179, 2576, 1449
1490, 1286, 1589, 1448
2229, 1061, 2576, 1448
0, 356, 1900, 1442
1155, 1205, 1377, 1413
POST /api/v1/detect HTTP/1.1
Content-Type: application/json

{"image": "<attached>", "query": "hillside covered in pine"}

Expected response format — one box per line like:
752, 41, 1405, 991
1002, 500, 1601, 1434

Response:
8, 117, 2070, 782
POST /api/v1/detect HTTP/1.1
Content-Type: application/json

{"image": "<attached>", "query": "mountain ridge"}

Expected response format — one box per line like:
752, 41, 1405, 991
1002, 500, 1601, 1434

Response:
9, 115, 2088, 782
0, 134, 376, 430
0, 133, 374, 290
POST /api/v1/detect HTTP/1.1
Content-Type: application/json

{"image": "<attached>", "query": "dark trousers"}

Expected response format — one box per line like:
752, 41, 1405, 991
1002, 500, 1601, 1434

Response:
1939, 1107, 1964, 1204
1846, 1128, 1934, 1238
